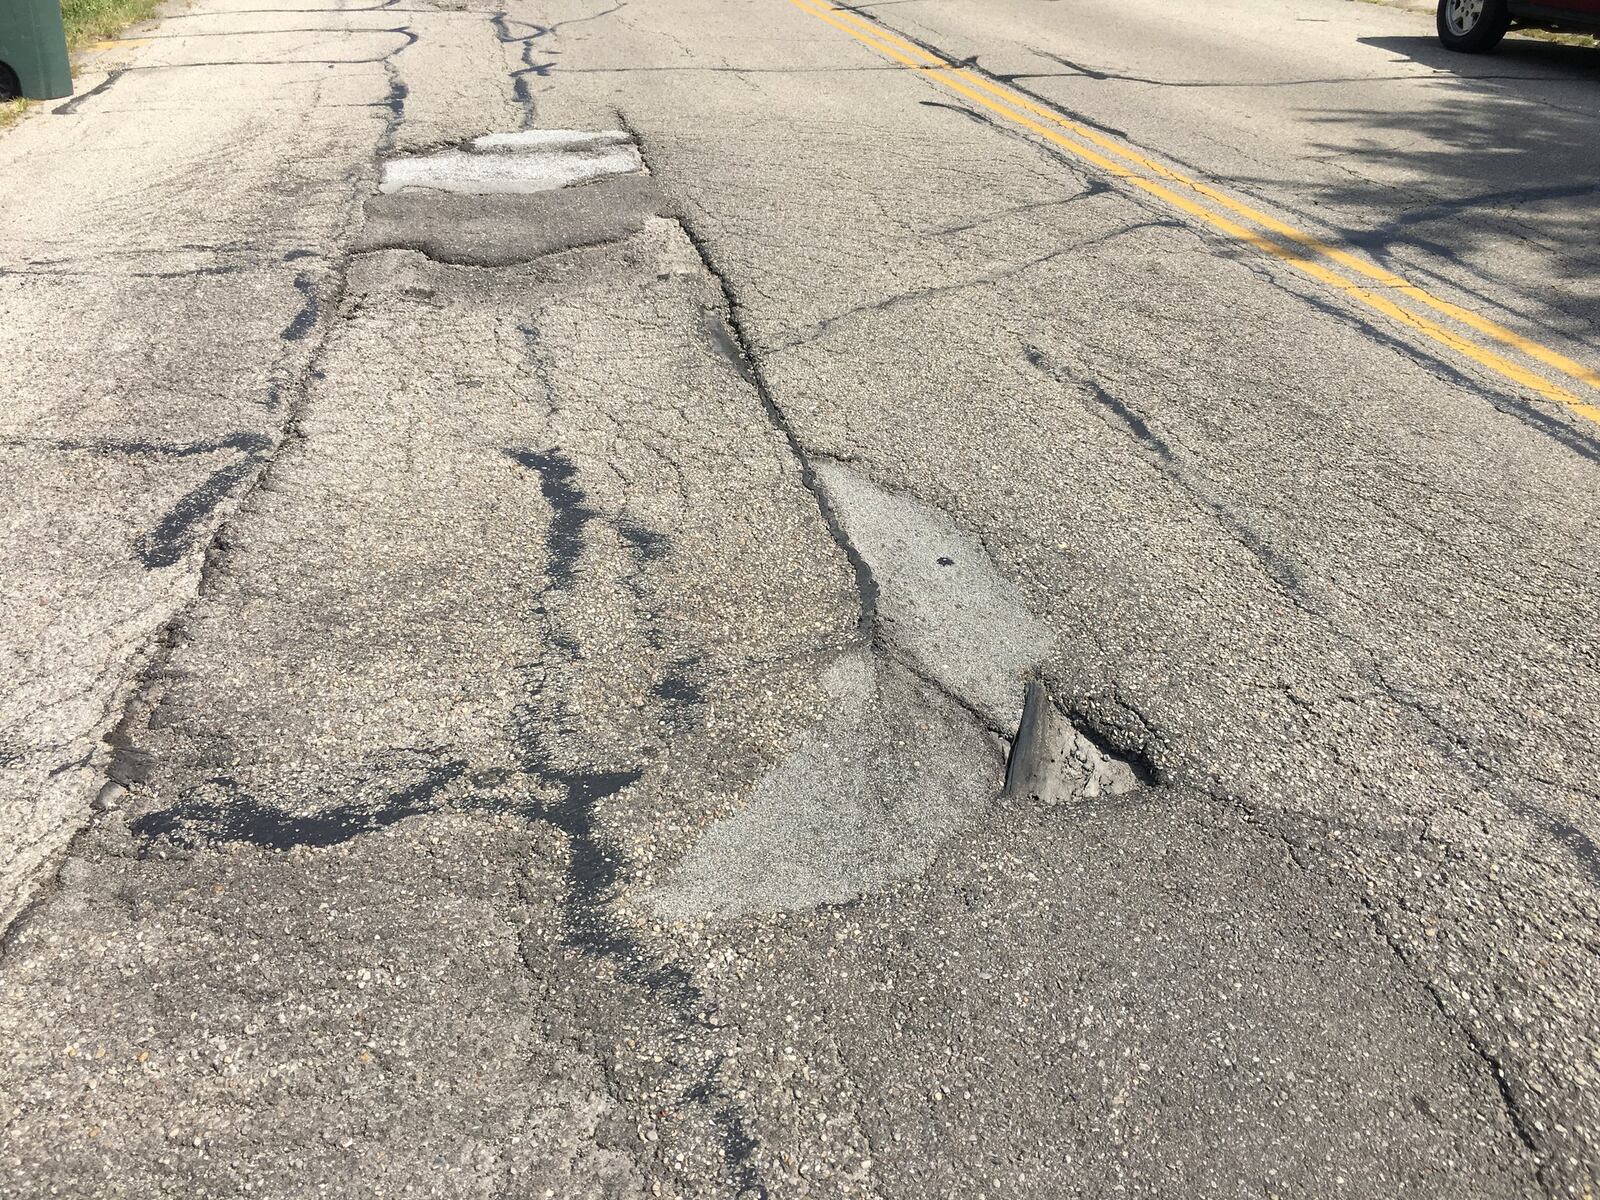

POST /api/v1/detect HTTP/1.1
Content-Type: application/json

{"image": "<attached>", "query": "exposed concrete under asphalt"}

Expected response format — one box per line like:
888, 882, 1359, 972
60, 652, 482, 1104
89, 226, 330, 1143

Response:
647, 461, 1115, 920
643, 650, 1000, 920
812, 459, 1054, 729
3, 0, 1600, 1195
379, 127, 644, 194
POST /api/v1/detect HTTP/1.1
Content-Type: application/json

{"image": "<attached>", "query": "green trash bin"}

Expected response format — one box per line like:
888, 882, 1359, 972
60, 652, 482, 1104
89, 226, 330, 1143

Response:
0, 0, 72, 100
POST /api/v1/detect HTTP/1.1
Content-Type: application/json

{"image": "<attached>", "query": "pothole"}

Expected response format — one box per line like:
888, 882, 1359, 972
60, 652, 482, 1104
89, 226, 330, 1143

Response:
378, 128, 645, 195
1004, 679, 1140, 806
356, 175, 669, 268
640, 465, 1145, 919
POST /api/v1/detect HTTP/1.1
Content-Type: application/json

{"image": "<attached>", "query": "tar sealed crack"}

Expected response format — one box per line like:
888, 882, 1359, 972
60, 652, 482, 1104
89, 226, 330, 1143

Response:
129, 760, 469, 849
491, 10, 546, 127
504, 445, 767, 1198
3, 430, 277, 570
506, 447, 599, 586
281, 272, 320, 341
51, 69, 127, 116
120, 433, 275, 569
654, 655, 705, 707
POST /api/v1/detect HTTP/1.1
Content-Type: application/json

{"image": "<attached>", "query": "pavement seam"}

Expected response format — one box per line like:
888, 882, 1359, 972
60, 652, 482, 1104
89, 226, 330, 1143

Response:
618, 117, 881, 644
0, 9, 411, 937
0, 262, 359, 946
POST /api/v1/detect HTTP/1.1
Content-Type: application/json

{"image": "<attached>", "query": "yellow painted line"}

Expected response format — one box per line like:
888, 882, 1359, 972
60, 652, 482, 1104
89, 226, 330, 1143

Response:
822, 5, 1600, 395
83, 37, 151, 52
786, 0, 1600, 422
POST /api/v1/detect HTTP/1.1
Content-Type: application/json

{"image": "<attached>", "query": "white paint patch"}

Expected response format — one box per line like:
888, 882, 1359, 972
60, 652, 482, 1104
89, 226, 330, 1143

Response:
379, 128, 644, 196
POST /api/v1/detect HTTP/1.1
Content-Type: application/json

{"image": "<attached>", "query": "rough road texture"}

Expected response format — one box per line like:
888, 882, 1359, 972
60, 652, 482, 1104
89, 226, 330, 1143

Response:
2, 0, 1598, 1196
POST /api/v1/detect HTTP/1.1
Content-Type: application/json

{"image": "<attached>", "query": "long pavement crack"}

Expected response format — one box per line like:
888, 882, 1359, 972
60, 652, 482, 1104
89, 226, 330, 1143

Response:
1356, 889, 1551, 1182
0, 37, 416, 940
623, 117, 1160, 799
628, 133, 879, 643
1155, 761, 1553, 1184
97, 240, 351, 779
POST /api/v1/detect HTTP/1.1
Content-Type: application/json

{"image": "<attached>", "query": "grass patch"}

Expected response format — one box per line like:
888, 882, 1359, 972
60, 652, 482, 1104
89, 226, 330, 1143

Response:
1515, 25, 1599, 48
0, 0, 167, 126
59, 0, 166, 49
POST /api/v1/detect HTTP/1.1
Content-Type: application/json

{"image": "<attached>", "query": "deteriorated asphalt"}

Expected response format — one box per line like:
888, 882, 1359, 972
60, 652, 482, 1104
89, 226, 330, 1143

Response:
2, 0, 1598, 1196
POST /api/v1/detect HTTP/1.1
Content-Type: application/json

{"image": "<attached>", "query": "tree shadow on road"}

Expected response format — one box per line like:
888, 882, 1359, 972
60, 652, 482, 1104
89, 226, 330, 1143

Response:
1364, 32, 1600, 78
1271, 35, 1600, 333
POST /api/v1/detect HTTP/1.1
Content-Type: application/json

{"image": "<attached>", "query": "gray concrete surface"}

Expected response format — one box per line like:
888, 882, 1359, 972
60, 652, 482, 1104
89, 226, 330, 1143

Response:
379, 128, 643, 193
644, 649, 1000, 920
812, 459, 1054, 729
2, 0, 1599, 1195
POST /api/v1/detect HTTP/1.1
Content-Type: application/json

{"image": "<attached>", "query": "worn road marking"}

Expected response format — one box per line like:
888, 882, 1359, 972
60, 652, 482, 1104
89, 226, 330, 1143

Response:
786, 0, 1600, 424
83, 38, 151, 51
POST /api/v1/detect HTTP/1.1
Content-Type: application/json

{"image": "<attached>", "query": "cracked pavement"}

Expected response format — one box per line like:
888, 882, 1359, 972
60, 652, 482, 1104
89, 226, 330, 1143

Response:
2, 0, 1599, 1195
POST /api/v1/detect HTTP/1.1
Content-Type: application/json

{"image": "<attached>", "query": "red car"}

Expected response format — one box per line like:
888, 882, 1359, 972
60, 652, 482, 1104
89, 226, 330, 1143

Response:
1438, 0, 1600, 50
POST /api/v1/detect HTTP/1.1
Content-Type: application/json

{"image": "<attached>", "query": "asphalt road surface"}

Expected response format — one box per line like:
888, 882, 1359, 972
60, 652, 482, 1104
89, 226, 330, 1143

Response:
2, 0, 1599, 1195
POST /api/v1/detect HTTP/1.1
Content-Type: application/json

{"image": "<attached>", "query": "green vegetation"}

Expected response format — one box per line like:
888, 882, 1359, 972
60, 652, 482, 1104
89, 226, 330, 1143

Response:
2, 0, 169, 128
59, 0, 165, 49
1518, 25, 1599, 47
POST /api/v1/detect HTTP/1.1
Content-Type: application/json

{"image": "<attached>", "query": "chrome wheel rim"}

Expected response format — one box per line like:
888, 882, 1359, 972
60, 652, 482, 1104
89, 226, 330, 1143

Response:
1446, 0, 1486, 35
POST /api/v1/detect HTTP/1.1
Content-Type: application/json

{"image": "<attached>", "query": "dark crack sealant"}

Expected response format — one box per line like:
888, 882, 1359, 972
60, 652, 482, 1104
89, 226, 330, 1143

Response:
504, 445, 767, 1198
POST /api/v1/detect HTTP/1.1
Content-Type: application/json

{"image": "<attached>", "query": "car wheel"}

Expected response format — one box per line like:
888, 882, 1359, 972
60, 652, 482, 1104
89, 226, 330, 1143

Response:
1437, 0, 1510, 51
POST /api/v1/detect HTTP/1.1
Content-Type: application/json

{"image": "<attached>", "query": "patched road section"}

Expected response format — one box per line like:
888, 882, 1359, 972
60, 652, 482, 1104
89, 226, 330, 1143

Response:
4, 0, 1600, 1195
0, 205, 858, 1195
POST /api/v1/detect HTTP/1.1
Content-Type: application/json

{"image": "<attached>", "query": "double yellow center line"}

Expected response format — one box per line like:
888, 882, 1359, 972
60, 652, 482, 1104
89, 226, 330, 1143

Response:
786, 0, 1600, 425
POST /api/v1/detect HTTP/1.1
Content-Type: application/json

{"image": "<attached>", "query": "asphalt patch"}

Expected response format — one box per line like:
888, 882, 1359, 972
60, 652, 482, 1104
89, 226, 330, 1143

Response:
357, 173, 670, 267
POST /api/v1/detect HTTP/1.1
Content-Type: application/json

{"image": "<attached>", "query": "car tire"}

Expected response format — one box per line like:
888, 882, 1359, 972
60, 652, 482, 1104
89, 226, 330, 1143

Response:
1437, 0, 1510, 51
